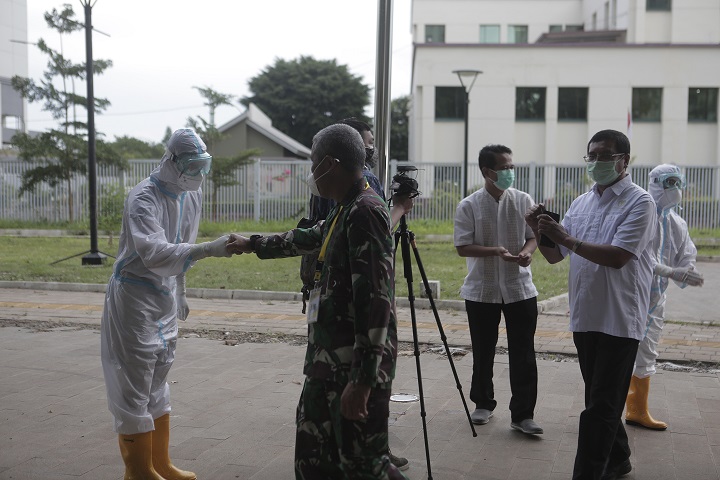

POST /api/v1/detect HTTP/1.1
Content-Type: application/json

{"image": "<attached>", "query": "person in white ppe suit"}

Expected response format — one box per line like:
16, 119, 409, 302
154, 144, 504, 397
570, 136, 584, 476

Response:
101, 128, 232, 480
625, 164, 704, 431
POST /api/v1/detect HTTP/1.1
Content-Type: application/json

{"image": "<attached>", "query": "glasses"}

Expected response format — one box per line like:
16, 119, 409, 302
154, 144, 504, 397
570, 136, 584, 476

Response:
663, 177, 683, 188
653, 175, 686, 189
582, 153, 625, 163
490, 165, 514, 171
175, 152, 212, 177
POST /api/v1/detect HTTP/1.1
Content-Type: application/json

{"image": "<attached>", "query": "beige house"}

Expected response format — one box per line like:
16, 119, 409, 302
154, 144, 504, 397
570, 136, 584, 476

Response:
213, 103, 310, 160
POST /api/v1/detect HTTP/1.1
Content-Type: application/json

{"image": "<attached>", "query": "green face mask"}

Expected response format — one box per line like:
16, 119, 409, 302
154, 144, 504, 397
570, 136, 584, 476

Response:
490, 168, 515, 190
587, 159, 621, 185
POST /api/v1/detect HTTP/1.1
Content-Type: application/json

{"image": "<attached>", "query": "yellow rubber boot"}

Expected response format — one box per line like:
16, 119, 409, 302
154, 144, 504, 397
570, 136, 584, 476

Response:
118, 432, 166, 480
152, 414, 197, 480
625, 375, 668, 430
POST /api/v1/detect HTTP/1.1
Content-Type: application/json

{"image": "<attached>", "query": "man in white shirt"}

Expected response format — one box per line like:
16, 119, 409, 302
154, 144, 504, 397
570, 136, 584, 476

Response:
454, 144, 543, 436
526, 130, 656, 480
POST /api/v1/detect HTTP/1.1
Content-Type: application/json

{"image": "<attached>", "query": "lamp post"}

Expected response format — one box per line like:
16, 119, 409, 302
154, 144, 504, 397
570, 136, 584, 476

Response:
453, 69, 482, 198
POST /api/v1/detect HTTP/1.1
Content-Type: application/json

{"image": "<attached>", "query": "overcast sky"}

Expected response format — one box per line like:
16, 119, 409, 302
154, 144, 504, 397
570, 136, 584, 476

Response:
23, 0, 413, 143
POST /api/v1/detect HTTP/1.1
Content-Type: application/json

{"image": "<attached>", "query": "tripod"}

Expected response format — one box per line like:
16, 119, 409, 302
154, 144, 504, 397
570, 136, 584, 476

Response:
394, 215, 476, 479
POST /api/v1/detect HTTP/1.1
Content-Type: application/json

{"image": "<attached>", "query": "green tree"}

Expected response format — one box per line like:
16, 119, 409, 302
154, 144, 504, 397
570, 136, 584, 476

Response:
187, 86, 258, 221
109, 135, 165, 160
161, 126, 172, 145
11, 4, 124, 222
241, 56, 370, 147
390, 95, 410, 161
193, 85, 235, 128
98, 182, 126, 245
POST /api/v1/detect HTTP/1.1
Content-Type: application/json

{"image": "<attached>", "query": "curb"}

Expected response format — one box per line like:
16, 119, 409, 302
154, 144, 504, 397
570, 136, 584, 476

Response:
0, 281, 568, 314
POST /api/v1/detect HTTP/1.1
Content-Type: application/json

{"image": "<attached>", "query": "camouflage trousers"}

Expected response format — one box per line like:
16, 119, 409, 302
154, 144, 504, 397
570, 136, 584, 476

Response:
294, 377, 408, 480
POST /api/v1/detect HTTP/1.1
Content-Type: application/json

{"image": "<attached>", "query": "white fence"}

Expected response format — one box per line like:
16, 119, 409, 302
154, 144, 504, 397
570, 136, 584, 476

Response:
1, 158, 718, 229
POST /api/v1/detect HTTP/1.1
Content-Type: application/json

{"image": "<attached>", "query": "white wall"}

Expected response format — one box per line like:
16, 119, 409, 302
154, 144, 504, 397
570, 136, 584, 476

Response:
0, 0, 28, 137
411, 44, 720, 167
413, 0, 583, 44
0, 0, 28, 78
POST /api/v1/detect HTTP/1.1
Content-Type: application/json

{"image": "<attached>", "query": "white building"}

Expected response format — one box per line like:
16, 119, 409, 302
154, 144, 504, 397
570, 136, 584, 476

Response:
409, 0, 720, 194
0, 0, 28, 146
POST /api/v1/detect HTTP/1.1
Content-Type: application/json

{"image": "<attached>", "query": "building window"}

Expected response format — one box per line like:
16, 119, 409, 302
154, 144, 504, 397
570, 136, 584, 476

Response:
516, 87, 546, 121
647, 0, 671, 11
688, 88, 718, 122
480, 25, 500, 43
632, 88, 662, 122
592, 13, 597, 30
435, 87, 465, 120
558, 88, 588, 121
508, 25, 528, 44
549, 25, 563, 33
565, 25, 584, 32
425, 25, 445, 43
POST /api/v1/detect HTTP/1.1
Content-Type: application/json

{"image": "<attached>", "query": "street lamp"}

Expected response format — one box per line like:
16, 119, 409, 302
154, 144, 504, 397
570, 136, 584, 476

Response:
453, 69, 482, 198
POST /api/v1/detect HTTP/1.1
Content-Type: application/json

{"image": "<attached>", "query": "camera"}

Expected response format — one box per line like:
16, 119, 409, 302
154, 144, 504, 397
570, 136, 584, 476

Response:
390, 164, 421, 198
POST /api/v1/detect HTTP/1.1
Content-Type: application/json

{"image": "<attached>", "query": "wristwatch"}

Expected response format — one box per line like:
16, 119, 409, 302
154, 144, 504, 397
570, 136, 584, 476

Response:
249, 234, 263, 252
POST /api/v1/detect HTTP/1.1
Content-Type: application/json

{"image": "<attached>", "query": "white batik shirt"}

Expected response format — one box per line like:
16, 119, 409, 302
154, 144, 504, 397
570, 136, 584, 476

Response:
454, 187, 538, 304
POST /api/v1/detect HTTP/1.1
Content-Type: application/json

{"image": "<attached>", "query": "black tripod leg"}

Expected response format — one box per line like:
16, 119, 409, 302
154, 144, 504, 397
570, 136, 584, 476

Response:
397, 217, 433, 480
409, 235, 477, 437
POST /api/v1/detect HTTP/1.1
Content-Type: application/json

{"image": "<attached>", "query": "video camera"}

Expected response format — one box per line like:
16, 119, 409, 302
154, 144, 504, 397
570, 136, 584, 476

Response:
390, 164, 421, 198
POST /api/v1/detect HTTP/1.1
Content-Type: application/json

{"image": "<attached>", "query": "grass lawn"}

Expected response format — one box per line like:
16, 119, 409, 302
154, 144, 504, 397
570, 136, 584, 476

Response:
1, 222, 715, 301
0, 236, 570, 301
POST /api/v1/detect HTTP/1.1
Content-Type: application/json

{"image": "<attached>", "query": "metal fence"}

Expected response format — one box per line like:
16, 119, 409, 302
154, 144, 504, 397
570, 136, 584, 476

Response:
1, 158, 718, 229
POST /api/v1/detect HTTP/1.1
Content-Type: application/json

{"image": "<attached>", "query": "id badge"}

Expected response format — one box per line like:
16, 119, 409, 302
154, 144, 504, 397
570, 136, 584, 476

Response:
306, 287, 321, 324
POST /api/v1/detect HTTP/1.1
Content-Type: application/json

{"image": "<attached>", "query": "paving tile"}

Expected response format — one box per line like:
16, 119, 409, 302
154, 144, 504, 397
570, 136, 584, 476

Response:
2, 285, 720, 479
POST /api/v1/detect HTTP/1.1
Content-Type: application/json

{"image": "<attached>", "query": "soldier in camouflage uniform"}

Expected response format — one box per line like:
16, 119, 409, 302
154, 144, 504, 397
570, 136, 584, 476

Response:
228, 124, 407, 480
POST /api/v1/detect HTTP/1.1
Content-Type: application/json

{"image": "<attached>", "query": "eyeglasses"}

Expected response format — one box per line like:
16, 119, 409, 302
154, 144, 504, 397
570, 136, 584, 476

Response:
582, 153, 625, 163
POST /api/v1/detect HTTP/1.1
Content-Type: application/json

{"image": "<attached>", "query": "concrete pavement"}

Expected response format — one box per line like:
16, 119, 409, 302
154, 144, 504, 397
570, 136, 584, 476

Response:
0, 260, 719, 479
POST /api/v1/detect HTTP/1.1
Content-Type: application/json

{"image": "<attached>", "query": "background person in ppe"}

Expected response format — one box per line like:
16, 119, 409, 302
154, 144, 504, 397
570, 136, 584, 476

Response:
625, 164, 704, 431
100, 128, 232, 480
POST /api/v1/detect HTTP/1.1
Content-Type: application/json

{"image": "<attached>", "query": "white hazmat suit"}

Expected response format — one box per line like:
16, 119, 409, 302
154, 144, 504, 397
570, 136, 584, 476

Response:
626, 164, 704, 431
100, 128, 230, 479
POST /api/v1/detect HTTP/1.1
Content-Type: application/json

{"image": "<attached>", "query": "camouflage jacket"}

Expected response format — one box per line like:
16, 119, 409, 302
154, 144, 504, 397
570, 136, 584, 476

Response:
255, 180, 397, 387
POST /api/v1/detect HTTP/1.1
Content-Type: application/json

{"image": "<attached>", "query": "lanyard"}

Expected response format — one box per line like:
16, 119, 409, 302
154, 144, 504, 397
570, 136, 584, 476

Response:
318, 206, 343, 263
314, 182, 368, 283
315, 206, 343, 283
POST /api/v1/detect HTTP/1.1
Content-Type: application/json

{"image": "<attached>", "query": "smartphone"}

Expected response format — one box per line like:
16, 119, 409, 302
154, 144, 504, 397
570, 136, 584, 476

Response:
539, 210, 561, 248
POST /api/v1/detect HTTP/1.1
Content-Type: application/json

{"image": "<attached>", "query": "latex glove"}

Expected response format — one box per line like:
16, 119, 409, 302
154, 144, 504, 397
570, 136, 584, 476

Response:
190, 234, 232, 260
654, 264, 704, 287
175, 273, 189, 321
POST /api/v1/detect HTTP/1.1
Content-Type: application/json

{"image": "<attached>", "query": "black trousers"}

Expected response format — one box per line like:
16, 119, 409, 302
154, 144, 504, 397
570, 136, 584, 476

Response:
465, 297, 538, 422
572, 331, 639, 480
